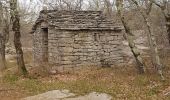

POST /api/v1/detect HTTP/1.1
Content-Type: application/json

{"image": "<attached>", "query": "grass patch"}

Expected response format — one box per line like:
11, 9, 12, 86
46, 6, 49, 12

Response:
2, 48, 170, 99
1, 65, 170, 99
2, 74, 19, 84
6, 59, 17, 68
134, 75, 150, 86
14, 77, 121, 97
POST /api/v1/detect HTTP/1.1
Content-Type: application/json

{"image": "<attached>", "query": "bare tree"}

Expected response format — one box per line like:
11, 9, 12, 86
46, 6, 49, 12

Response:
149, 0, 170, 44
104, 0, 113, 18
10, 0, 28, 75
87, 0, 106, 11
0, 1, 9, 71
130, 0, 164, 80
0, 1, 6, 71
0, 33, 6, 71
116, 0, 145, 74
38, 0, 84, 10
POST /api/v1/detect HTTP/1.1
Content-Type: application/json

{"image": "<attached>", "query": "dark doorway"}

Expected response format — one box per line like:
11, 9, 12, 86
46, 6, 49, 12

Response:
42, 28, 48, 62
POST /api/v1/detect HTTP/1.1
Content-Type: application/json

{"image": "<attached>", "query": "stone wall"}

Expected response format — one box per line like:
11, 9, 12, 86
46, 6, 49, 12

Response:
48, 28, 124, 71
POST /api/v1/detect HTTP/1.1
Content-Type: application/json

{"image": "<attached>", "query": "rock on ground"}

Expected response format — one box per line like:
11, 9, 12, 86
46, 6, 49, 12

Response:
63, 92, 112, 100
22, 90, 112, 100
23, 90, 75, 100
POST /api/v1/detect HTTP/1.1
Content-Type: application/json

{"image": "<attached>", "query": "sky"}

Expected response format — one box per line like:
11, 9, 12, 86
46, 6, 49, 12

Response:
19, 0, 43, 11
17, 0, 116, 22
18, 0, 115, 11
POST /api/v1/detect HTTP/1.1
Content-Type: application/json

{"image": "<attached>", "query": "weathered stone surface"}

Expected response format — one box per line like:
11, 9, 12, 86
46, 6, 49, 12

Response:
22, 90, 112, 100
64, 92, 112, 100
22, 90, 75, 100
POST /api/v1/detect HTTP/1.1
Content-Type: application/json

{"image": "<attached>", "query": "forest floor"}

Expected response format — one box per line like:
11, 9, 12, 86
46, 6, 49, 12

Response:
0, 51, 170, 100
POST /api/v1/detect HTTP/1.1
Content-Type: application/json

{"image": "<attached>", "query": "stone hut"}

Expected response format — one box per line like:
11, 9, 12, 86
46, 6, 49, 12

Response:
31, 10, 124, 71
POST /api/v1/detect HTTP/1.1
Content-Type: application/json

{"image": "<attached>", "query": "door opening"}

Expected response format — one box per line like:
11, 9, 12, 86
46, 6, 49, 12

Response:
42, 28, 48, 62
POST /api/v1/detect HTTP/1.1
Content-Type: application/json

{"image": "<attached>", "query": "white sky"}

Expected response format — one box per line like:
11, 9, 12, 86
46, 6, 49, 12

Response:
19, 0, 116, 11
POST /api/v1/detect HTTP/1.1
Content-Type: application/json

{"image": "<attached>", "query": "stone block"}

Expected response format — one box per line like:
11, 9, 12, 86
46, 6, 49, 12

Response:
60, 47, 73, 53
80, 56, 87, 61
60, 60, 73, 65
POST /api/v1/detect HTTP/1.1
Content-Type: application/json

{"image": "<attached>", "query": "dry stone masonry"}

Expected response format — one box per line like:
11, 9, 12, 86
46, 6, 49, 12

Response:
32, 10, 124, 72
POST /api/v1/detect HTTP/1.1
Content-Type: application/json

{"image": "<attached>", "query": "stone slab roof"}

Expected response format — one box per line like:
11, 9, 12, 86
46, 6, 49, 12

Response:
31, 10, 123, 33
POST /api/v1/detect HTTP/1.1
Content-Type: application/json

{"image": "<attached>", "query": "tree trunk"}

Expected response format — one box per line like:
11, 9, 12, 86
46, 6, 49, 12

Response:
131, 0, 164, 80
116, 0, 145, 74
10, 0, 28, 75
121, 17, 145, 74
104, 0, 113, 18
145, 17, 164, 80
0, 34, 6, 71
0, 2, 6, 71
149, 0, 170, 45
